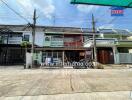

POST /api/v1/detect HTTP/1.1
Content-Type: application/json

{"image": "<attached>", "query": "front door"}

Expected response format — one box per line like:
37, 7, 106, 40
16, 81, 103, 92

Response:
97, 48, 114, 64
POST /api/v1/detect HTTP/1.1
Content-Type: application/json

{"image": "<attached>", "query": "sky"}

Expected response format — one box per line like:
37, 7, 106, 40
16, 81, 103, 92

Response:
0, 0, 132, 30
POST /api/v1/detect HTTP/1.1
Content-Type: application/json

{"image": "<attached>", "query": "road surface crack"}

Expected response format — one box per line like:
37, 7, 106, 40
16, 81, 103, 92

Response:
70, 74, 74, 92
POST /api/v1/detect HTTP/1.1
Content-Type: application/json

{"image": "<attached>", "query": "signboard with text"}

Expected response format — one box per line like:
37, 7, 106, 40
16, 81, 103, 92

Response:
111, 7, 124, 16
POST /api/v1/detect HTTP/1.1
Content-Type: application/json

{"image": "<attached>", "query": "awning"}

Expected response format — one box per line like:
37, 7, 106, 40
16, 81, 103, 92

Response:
71, 0, 132, 8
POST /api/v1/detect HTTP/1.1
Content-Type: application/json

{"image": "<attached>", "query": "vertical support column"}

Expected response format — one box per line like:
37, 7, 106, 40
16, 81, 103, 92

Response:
113, 46, 118, 64
57, 51, 58, 60
92, 14, 97, 63
40, 51, 42, 64
62, 51, 65, 67
52, 51, 53, 57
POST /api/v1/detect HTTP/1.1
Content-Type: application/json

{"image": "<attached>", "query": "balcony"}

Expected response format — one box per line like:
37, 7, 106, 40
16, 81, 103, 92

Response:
84, 38, 116, 47
44, 35, 83, 48
0, 37, 22, 44
0, 33, 23, 45
115, 40, 132, 47
51, 40, 64, 47
64, 41, 82, 47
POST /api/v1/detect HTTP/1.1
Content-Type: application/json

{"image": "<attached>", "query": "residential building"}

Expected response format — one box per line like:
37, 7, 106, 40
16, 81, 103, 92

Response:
84, 29, 132, 64
0, 25, 132, 66
0, 25, 93, 66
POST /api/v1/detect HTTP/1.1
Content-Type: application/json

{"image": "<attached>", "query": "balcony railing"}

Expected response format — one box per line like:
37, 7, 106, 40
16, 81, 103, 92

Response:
84, 38, 116, 47
44, 40, 83, 48
64, 41, 83, 47
51, 41, 64, 47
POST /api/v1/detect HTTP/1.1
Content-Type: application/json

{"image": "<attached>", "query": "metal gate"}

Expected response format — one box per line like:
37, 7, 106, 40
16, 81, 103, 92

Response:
0, 47, 25, 65
41, 51, 63, 68
115, 53, 132, 64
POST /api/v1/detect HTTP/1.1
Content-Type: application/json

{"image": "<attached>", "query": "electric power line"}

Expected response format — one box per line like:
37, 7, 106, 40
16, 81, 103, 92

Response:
0, 0, 30, 23
0, 0, 131, 27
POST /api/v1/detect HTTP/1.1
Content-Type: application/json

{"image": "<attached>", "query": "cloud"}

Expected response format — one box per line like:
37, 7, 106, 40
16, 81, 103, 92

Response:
16, 0, 55, 18
77, 5, 99, 13
16, 0, 34, 16
32, 0, 55, 18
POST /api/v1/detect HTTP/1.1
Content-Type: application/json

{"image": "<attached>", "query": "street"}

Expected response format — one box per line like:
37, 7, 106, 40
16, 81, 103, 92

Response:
0, 68, 132, 100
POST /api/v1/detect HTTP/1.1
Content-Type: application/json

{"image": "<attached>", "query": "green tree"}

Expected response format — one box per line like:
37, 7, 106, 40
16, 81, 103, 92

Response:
21, 41, 30, 53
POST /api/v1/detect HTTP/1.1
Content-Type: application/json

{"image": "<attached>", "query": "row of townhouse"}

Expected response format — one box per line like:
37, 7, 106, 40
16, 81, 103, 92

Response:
0, 25, 132, 66
84, 29, 132, 64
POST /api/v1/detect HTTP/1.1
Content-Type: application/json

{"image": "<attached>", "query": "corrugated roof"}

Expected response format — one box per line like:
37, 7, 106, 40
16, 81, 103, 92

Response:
0, 25, 131, 35
114, 29, 130, 34
99, 29, 115, 33
99, 29, 132, 35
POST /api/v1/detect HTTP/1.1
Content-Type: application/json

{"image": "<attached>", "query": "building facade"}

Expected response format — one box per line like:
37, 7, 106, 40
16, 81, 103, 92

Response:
84, 29, 132, 64
0, 25, 132, 66
0, 25, 92, 66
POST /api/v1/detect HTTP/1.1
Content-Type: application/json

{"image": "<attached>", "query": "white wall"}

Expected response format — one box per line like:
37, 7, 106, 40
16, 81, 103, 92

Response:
23, 32, 44, 47
35, 32, 44, 47
127, 36, 132, 40
129, 49, 132, 53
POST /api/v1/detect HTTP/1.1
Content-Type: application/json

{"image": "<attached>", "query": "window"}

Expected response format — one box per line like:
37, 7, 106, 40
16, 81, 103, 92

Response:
45, 36, 51, 41
23, 35, 30, 42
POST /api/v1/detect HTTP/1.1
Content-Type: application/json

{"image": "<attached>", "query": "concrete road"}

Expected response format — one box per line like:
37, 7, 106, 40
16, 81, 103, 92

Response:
0, 68, 132, 100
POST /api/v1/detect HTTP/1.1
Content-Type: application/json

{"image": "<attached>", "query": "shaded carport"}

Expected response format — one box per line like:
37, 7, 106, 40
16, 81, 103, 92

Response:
71, 0, 132, 8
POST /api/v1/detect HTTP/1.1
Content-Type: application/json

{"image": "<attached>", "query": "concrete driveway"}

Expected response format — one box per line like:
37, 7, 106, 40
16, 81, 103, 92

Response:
0, 68, 132, 100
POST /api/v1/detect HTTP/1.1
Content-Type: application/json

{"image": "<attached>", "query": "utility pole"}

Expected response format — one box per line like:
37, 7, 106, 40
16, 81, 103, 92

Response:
31, 9, 36, 68
92, 14, 97, 63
